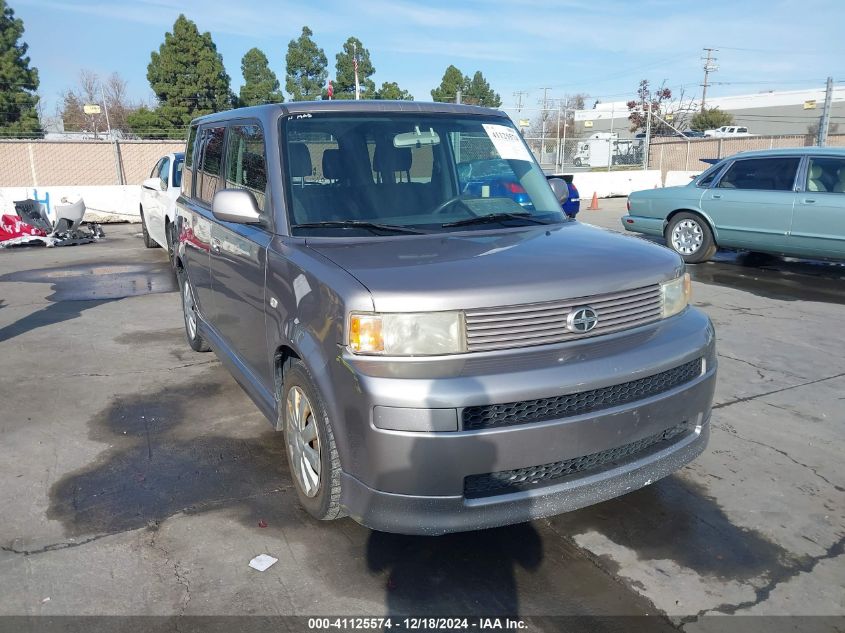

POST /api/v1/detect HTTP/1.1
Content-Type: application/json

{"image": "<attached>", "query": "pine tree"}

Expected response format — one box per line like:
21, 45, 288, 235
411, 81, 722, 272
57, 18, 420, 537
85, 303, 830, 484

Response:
331, 36, 375, 100
465, 71, 501, 107
285, 26, 327, 101
146, 14, 233, 133
431, 65, 467, 103
239, 47, 283, 106
0, 0, 41, 137
126, 106, 170, 139
374, 81, 413, 101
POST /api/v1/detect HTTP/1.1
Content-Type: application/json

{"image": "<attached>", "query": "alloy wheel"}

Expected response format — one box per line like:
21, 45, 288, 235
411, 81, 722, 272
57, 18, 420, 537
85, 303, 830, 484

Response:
671, 219, 703, 255
286, 386, 321, 498
182, 280, 197, 340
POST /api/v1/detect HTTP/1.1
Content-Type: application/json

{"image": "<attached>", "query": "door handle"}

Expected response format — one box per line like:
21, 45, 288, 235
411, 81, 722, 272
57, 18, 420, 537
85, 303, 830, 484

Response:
211, 238, 221, 252
711, 194, 721, 199
802, 199, 816, 204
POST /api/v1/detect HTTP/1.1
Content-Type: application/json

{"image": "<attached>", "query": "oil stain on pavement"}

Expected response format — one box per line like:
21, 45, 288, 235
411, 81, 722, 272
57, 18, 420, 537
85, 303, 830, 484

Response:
47, 366, 295, 537
0, 261, 178, 342
0, 261, 178, 301
688, 251, 845, 305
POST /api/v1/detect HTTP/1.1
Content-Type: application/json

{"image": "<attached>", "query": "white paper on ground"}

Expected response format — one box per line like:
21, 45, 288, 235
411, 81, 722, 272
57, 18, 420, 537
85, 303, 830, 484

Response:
248, 554, 278, 572
481, 124, 533, 162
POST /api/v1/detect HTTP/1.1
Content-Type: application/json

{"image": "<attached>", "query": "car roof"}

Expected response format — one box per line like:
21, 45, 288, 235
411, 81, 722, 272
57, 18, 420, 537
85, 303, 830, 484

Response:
189, 100, 508, 127
729, 147, 845, 159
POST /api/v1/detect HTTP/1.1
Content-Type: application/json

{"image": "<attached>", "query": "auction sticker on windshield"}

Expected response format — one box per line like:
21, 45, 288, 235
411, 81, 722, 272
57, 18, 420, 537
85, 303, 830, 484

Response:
482, 123, 533, 162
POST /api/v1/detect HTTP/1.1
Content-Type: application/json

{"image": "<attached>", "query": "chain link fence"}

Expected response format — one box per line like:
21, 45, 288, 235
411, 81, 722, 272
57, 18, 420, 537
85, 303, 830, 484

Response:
0, 139, 185, 187
648, 133, 845, 176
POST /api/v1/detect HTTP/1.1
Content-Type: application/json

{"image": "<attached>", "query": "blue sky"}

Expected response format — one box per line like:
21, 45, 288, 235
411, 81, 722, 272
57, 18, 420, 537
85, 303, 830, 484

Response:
14, 0, 845, 119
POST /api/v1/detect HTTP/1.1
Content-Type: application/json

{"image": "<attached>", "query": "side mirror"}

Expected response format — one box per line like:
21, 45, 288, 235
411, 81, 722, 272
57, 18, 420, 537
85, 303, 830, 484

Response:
143, 177, 165, 192
212, 189, 262, 224
548, 178, 569, 204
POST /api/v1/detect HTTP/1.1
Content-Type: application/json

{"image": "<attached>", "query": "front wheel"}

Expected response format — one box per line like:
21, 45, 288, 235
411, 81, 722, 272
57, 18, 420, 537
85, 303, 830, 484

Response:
281, 359, 345, 522
665, 212, 717, 263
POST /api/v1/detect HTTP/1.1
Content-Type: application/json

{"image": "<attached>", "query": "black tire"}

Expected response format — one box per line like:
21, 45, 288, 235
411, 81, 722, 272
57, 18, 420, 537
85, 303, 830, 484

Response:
665, 212, 717, 264
165, 219, 176, 269
281, 358, 345, 522
140, 208, 157, 249
178, 269, 211, 352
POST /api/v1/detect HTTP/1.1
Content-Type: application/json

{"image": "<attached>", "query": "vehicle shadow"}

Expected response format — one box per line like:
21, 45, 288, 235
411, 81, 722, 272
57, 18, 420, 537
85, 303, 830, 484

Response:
633, 235, 845, 304
365, 437, 543, 617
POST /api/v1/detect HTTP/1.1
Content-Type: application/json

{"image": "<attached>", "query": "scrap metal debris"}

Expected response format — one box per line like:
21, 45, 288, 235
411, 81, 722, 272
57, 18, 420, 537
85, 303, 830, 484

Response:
0, 198, 104, 248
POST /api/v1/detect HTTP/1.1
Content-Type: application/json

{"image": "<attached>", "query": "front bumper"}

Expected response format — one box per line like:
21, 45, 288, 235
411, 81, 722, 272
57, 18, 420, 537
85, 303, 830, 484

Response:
343, 420, 709, 535
330, 308, 716, 534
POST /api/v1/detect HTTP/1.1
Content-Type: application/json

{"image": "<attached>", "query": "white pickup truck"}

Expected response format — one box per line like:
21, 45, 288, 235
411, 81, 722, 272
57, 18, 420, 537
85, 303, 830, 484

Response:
704, 125, 751, 138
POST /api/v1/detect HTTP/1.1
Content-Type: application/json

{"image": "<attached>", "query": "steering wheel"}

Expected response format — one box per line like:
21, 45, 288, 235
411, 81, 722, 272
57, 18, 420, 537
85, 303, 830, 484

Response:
431, 194, 473, 215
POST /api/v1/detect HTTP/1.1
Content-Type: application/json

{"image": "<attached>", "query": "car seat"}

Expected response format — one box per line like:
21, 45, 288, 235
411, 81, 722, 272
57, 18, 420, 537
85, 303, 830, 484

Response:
807, 165, 828, 192
833, 167, 845, 193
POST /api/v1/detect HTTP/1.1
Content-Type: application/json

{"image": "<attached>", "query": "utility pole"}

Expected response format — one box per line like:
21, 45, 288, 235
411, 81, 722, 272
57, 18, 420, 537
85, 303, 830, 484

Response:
817, 76, 833, 147
513, 91, 528, 112
353, 42, 360, 100
455, 89, 462, 104
539, 87, 550, 165
701, 48, 718, 112
643, 101, 652, 171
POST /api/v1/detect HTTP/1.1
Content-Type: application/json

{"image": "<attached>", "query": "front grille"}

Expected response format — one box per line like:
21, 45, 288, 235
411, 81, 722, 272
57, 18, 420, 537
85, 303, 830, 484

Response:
464, 284, 662, 353
464, 424, 689, 498
462, 358, 702, 430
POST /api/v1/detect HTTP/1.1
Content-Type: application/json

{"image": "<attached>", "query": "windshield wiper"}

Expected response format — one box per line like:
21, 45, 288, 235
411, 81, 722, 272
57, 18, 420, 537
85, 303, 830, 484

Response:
292, 221, 426, 235
441, 212, 552, 228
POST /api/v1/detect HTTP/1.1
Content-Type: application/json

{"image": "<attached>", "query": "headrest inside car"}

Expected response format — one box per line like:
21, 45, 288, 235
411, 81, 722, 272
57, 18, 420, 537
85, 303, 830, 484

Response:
288, 143, 312, 177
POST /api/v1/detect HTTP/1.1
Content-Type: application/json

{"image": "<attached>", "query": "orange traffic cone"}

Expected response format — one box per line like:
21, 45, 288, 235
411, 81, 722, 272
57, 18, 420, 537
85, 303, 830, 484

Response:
589, 192, 600, 211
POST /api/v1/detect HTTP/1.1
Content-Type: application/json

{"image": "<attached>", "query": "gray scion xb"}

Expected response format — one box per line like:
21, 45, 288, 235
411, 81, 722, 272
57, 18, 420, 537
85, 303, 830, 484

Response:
174, 101, 716, 535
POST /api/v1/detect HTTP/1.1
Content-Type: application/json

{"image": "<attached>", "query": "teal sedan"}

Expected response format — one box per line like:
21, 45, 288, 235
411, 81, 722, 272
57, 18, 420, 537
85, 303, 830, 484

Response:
622, 148, 845, 263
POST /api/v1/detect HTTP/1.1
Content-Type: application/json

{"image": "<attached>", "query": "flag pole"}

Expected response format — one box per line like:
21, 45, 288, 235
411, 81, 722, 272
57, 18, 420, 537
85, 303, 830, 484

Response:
353, 42, 360, 100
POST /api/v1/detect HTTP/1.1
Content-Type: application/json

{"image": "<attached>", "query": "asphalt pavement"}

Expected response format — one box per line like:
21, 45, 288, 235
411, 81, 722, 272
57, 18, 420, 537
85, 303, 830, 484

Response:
0, 211, 842, 632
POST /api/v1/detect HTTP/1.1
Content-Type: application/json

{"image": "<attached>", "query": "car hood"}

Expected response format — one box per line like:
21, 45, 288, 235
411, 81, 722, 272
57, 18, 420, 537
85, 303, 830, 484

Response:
307, 223, 684, 312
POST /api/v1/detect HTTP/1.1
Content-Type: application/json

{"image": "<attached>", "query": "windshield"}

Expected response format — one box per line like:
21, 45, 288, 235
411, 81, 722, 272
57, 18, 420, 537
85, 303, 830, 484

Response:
282, 114, 565, 236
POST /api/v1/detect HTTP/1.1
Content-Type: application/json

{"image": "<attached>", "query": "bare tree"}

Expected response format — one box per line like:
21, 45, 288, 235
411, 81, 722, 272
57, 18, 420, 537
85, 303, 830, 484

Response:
626, 80, 694, 135
528, 93, 590, 150
59, 70, 135, 137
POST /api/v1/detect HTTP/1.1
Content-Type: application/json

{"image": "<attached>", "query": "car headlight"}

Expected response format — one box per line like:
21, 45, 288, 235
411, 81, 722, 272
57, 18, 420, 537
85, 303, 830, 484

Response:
660, 273, 691, 318
348, 312, 465, 356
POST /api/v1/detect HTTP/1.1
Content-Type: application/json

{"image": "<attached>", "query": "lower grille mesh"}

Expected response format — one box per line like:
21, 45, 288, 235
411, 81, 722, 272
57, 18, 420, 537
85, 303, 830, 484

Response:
464, 424, 689, 498
462, 358, 702, 430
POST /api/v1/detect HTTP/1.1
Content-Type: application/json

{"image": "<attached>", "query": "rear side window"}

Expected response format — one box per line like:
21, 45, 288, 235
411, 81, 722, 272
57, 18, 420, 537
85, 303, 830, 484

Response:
182, 125, 198, 195
806, 156, 845, 193
197, 126, 226, 205
717, 157, 799, 192
158, 157, 171, 187
225, 123, 268, 214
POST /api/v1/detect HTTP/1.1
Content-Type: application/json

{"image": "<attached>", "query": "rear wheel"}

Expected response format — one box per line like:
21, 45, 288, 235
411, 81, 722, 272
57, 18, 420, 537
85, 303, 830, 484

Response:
665, 212, 717, 263
178, 270, 210, 352
140, 208, 156, 248
281, 359, 344, 522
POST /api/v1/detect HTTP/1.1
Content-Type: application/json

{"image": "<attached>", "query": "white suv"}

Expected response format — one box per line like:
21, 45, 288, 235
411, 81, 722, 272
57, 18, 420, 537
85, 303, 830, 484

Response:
140, 152, 184, 258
